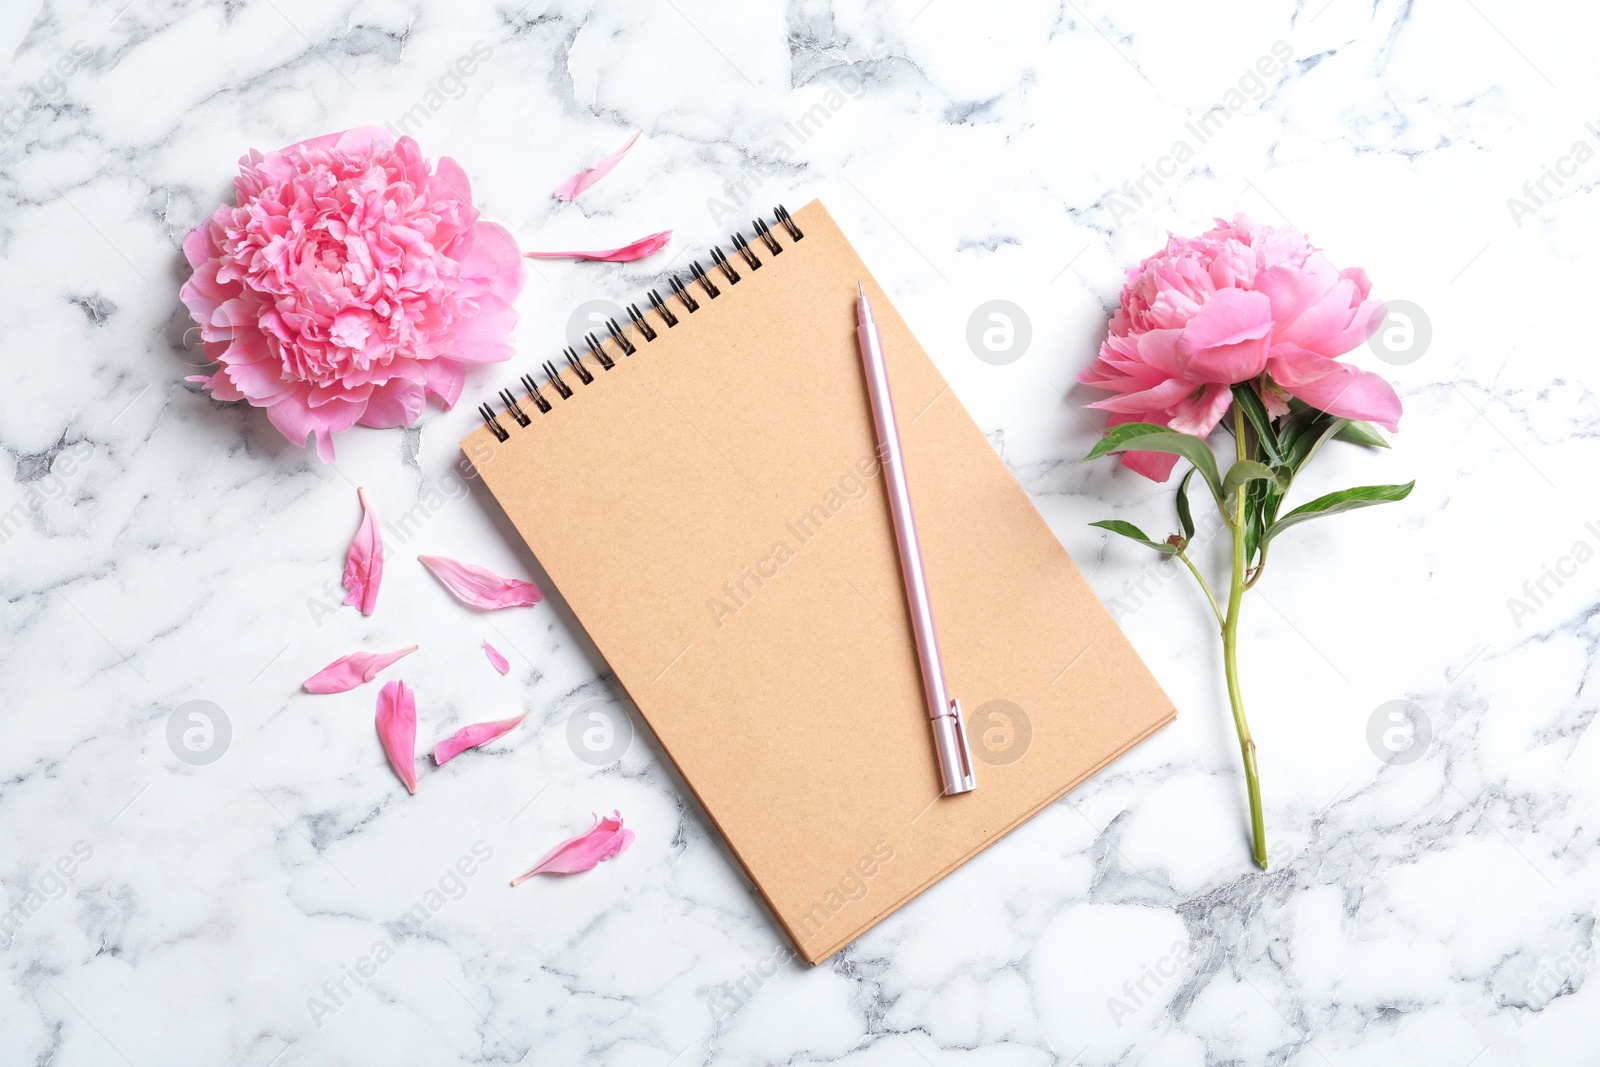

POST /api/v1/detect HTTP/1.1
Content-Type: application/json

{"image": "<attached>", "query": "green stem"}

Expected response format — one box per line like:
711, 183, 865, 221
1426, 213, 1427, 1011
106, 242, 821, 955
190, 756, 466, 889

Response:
1226, 405, 1267, 870
1176, 550, 1225, 632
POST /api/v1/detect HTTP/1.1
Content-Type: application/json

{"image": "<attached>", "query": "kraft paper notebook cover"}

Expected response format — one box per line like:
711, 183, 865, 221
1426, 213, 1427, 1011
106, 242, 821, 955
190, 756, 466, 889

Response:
464, 200, 1175, 964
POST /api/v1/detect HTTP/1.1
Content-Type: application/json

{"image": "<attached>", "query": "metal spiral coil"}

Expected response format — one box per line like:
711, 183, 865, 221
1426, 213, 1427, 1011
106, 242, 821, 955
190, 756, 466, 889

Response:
542, 360, 573, 398
479, 205, 804, 441
626, 303, 657, 342
753, 217, 782, 255
710, 246, 740, 284
690, 261, 720, 299
647, 289, 678, 328
668, 275, 699, 313
585, 333, 615, 370
607, 318, 636, 355
731, 232, 762, 270
520, 373, 551, 414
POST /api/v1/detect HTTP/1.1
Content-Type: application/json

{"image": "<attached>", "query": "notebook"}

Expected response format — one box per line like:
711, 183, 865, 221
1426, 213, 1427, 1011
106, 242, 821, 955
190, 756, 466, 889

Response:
463, 199, 1175, 964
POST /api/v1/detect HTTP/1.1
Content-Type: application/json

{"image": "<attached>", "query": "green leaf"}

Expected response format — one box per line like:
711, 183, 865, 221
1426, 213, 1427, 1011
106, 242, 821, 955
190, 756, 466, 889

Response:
1244, 481, 1267, 568
1231, 385, 1282, 465
1262, 475, 1288, 529
1175, 468, 1196, 542
1261, 481, 1416, 549
1089, 519, 1181, 555
1278, 414, 1348, 474
1222, 459, 1288, 499
1274, 407, 1323, 459
1084, 423, 1223, 505
1336, 420, 1390, 449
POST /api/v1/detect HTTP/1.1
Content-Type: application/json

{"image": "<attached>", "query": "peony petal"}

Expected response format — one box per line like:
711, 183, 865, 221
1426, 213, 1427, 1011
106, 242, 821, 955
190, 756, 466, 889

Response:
523, 230, 671, 263
552, 131, 641, 201
375, 680, 418, 795
357, 379, 426, 429
510, 811, 634, 884
457, 221, 527, 302
421, 357, 467, 409
1267, 345, 1402, 431
343, 488, 384, 615
484, 641, 510, 675
419, 555, 542, 610
448, 294, 519, 364
1165, 382, 1236, 438
433, 712, 527, 765
1176, 288, 1273, 383
303, 645, 418, 694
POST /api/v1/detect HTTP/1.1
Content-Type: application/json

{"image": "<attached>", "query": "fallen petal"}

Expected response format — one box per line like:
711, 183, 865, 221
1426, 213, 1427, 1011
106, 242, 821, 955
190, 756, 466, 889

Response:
552, 131, 640, 201
419, 555, 542, 610
303, 645, 418, 694
375, 680, 418, 795
484, 640, 510, 675
523, 230, 671, 263
433, 712, 528, 765
511, 811, 634, 885
342, 487, 383, 615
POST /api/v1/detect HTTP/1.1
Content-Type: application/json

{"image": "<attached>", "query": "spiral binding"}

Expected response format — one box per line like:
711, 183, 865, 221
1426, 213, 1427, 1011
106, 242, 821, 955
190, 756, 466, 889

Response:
478, 205, 804, 441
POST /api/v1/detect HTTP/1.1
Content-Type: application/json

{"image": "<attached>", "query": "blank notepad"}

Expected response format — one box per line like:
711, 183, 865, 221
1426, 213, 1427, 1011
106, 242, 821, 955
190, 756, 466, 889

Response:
463, 200, 1175, 963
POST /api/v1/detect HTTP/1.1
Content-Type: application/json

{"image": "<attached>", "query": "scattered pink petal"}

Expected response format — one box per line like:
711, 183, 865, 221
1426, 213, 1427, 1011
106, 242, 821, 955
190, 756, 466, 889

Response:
552, 131, 640, 201
510, 811, 634, 885
484, 641, 510, 675
375, 680, 417, 795
433, 712, 528, 765
419, 555, 542, 610
523, 230, 671, 263
303, 645, 418, 694
342, 487, 383, 615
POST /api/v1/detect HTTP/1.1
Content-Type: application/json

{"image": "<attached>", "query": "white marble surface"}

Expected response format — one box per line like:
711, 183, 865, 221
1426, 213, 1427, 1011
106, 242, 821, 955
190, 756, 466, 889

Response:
4, 0, 1600, 1063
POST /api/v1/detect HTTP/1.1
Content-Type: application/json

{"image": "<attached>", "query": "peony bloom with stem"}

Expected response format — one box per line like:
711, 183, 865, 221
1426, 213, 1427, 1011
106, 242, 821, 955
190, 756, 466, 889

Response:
1078, 214, 1413, 870
180, 127, 527, 461
1078, 213, 1400, 481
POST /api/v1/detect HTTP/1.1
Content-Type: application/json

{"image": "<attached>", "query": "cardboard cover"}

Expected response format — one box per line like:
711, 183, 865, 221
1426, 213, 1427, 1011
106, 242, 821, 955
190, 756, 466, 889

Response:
462, 200, 1175, 963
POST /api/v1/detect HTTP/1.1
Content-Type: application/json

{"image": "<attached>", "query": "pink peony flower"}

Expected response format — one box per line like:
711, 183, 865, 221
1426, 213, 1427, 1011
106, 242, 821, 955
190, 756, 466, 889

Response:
1077, 214, 1400, 480
180, 127, 526, 462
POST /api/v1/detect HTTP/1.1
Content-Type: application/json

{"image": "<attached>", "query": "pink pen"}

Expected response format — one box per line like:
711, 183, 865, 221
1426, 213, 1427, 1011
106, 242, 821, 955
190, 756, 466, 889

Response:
854, 283, 977, 796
